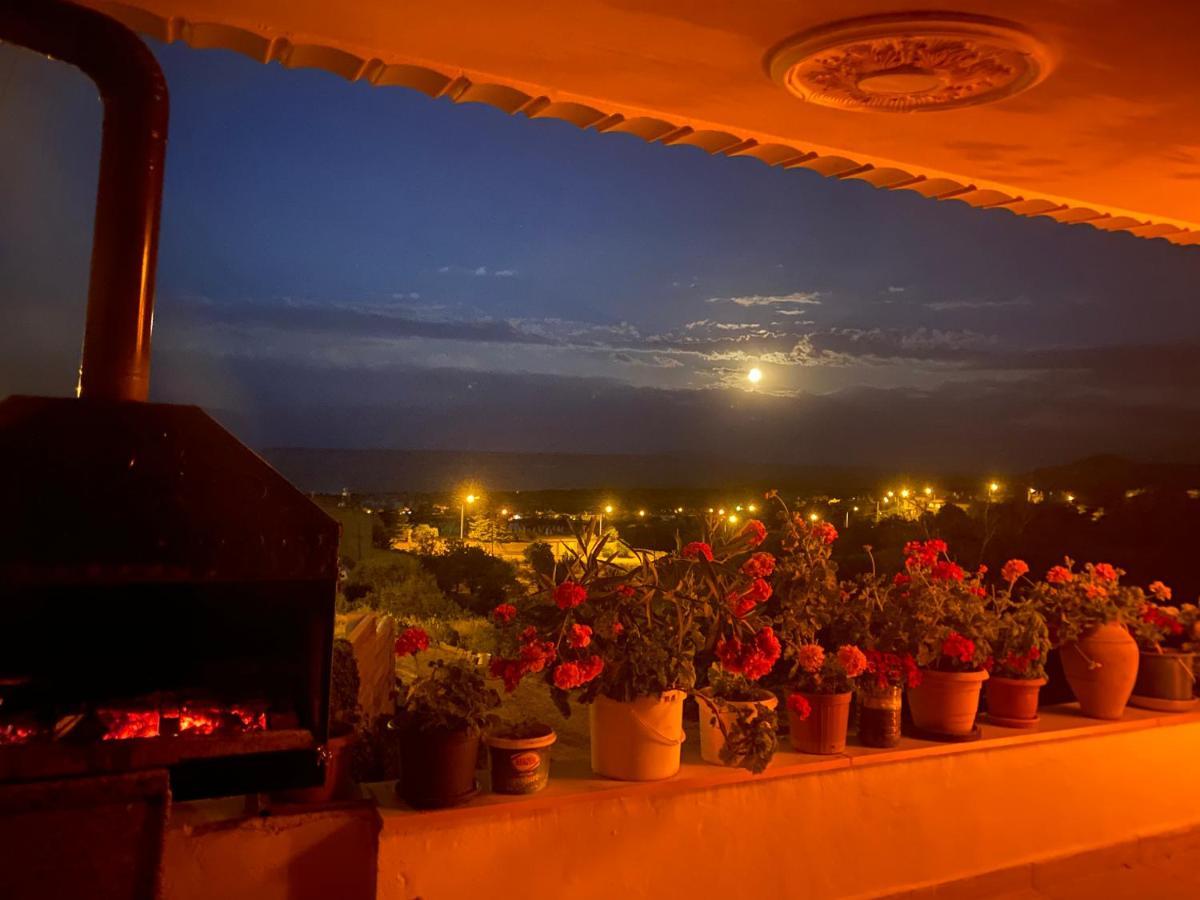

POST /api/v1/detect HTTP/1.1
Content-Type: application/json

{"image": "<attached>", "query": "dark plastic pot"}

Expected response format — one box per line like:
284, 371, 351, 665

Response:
485, 725, 556, 794
396, 722, 480, 809
1130, 651, 1197, 711
857, 685, 902, 748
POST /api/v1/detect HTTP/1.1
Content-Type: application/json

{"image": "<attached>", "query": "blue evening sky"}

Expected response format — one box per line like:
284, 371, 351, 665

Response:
2, 39, 1199, 469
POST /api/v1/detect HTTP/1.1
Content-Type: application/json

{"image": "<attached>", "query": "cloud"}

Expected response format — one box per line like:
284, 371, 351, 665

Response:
887, 285, 906, 293
923, 297, 1032, 311
707, 291, 824, 307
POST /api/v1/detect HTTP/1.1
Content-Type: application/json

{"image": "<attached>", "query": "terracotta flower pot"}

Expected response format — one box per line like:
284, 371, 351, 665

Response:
589, 691, 685, 781
788, 691, 851, 755
906, 668, 987, 736
857, 684, 902, 748
694, 690, 778, 767
985, 676, 1046, 727
485, 725, 556, 794
1130, 651, 1197, 711
1060, 623, 1139, 720
397, 724, 480, 809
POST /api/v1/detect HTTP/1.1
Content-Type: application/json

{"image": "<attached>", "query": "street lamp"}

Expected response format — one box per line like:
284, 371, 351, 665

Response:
460, 492, 477, 540
600, 503, 614, 533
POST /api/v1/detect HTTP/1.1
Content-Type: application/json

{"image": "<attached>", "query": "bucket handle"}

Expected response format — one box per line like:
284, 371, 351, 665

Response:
630, 705, 686, 746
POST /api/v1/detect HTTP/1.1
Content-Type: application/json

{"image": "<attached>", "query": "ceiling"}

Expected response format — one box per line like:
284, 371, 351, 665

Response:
82, 0, 1200, 246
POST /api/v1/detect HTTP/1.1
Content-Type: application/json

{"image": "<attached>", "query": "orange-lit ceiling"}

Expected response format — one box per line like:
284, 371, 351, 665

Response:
82, 1, 1200, 246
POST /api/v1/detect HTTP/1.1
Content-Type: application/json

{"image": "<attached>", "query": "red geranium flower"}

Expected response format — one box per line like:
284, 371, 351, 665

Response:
394, 627, 430, 657
567, 623, 593, 648
812, 522, 839, 545
742, 519, 768, 547
1046, 565, 1073, 585
941, 631, 976, 664
682, 541, 714, 561
1001, 559, 1030, 582
787, 693, 812, 721
1093, 563, 1119, 582
555, 580, 588, 609
741, 552, 776, 579
491, 603, 517, 624
930, 560, 965, 582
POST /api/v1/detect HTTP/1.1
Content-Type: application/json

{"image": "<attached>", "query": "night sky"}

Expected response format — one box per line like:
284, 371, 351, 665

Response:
3, 40, 1200, 470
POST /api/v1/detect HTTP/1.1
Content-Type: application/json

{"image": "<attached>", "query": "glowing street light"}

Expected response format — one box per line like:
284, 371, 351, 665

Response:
717, 508, 726, 516
728, 514, 739, 524
886, 490, 895, 498
747, 367, 763, 385
600, 503, 614, 532
460, 492, 479, 539
809, 512, 819, 522
900, 488, 911, 499
988, 481, 1000, 495
638, 509, 646, 518
924, 486, 933, 496
675, 506, 684, 514
747, 503, 757, 513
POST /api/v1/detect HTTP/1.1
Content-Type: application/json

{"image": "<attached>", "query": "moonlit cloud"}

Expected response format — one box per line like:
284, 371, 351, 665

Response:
708, 291, 824, 307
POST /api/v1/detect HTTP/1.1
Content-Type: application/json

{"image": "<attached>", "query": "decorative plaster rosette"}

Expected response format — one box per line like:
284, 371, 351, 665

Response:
767, 13, 1052, 113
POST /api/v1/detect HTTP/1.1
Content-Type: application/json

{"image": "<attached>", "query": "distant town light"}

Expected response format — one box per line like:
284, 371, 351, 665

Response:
747, 503, 757, 513
718, 508, 726, 516
886, 490, 894, 498
728, 514, 739, 524
707, 507, 715, 514
988, 482, 1000, 494
604, 504, 614, 514
465, 494, 477, 504
853, 506, 860, 512
809, 512, 819, 522
924, 486, 933, 496
900, 488, 910, 498
675, 506, 684, 514
1066, 493, 1075, 502
500, 507, 509, 516
638, 509, 646, 517
747, 367, 763, 384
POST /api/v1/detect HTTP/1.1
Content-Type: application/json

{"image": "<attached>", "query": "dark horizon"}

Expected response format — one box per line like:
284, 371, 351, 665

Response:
4, 39, 1200, 469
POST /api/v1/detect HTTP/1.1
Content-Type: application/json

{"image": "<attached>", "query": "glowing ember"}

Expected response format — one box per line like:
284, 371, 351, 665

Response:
99, 703, 268, 741
100, 710, 160, 741
0, 723, 38, 745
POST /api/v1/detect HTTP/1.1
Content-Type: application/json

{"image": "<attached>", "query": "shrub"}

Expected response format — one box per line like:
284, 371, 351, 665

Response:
420, 546, 520, 616
342, 555, 460, 620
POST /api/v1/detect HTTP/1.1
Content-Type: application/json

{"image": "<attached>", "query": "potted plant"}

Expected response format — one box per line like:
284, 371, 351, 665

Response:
1032, 560, 1142, 720
393, 627, 500, 808
1128, 582, 1198, 711
490, 521, 715, 781
893, 540, 993, 737
858, 649, 921, 748
484, 719, 557, 794
694, 666, 779, 773
985, 560, 1051, 727
785, 643, 867, 753
276, 637, 361, 804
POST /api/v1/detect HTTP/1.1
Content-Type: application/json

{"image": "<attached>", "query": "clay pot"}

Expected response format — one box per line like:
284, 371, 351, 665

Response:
986, 676, 1046, 727
1060, 623, 1139, 719
907, 669, 987, 736
273, 728, 357, 805
788, 691, 851, 755
1130, 651, 1196, 711
485, 725, 556, 794
396, 723, 480, 809
589, 691, 685, 781
857, 684, 902, 748
694, 690, 778, 767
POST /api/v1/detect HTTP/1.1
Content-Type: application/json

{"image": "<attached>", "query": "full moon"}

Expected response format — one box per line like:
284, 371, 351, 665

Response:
747, 367, 763, 384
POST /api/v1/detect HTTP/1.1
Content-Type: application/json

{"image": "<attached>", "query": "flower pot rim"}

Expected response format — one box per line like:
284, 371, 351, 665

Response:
917, 667, 989, 683
695, 688, 778, 708
987, 675, 1048, 687
597, 689, 687, 705
1137, 648, 1195, 659
792, 689, 853, 702
485, 727, 557, 751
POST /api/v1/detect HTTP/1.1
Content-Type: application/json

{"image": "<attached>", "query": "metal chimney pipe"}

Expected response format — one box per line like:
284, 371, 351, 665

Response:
1, 0, 167, 402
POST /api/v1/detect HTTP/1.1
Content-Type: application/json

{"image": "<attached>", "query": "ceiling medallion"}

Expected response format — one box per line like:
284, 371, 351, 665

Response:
767, 12, 1053, 113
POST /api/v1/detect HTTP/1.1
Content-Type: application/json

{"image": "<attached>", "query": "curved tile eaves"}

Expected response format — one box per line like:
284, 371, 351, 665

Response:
97, 2, 1199, 248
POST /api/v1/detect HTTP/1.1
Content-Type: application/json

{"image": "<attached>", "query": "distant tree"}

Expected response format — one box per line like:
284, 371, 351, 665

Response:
420, 546, 520, 616
523, 541, 556, 578
468, 513, 515, 548
340, 554, 460, 619
412, 524, 447, 556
